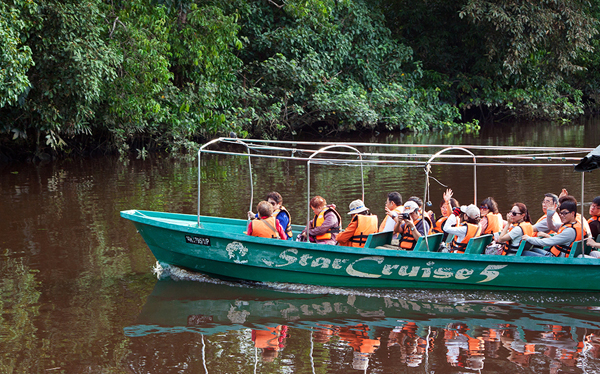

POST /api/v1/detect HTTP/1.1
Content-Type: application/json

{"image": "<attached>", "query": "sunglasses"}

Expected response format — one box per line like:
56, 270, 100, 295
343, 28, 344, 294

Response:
480, 205, 489, 210
510, 211, 523, 216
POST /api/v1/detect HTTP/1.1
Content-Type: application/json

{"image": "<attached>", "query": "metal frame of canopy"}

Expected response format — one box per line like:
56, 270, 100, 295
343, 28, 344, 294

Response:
197, 137, 595, 251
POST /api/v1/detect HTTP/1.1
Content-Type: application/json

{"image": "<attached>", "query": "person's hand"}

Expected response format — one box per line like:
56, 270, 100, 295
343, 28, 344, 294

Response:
559, 188, 568, 198
385, 206, 397, 217
443, 188, 453, 202
247, 211, 255, 220
452, 206, 461, 216
537, 232, 551, 238
522, 235, 530, 241
506, 212, 511, 221
587, 237, 598, 248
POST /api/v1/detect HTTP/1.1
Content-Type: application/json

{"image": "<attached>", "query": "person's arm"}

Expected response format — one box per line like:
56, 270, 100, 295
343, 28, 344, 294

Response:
247, 221, 253, 236
496, 220, 512, 243
546, 210, 561, 233
406, 219, 422, 240
308, 213, 338, 236
275, 220, 286, 240
443, 215, 465, 236
587, 237, 600, 249
524, 227, 576, 247
336, 218, 358, 245
479, 216, 489, 234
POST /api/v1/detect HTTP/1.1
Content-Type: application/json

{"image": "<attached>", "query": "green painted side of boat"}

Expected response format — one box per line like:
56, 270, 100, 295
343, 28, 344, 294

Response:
121, 209, 600, 291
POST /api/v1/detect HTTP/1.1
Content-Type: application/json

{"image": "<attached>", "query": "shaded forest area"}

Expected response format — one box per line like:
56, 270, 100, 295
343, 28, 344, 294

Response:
1, 0, 599, 160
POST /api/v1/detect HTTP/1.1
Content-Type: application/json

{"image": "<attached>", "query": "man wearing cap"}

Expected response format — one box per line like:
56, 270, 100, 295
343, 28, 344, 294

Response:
443, 204, 482, 253
393, 200, 431, 251
337, 200, 379, 247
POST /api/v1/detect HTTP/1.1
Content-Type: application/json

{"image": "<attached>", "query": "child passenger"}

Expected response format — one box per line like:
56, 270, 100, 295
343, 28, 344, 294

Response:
247, 201, 287, 239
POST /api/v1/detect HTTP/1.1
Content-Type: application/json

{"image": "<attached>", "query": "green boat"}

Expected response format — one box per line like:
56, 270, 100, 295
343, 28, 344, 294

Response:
121, 139, 600, 291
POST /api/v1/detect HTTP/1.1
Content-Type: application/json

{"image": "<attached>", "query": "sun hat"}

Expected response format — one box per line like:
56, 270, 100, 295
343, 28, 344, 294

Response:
348, 199, 369, 214
403, 201, 419, 214
461, 204, 480, 219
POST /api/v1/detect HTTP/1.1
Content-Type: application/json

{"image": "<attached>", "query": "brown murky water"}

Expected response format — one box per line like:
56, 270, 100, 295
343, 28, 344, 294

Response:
2, 120, 600, 373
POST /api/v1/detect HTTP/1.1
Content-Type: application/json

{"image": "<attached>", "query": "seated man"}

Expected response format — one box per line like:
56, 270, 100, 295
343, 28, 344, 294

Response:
246, 201, 287, 239
337, 200, 378, 247
522, 200, 583, 257
393, 201, 430, 251
380, 192, 403, 233
248, 191, 292, 240
533, 193, 562, 237
443, 204, 482, 253
588, 196, 600, 238
544, 194, 591, 238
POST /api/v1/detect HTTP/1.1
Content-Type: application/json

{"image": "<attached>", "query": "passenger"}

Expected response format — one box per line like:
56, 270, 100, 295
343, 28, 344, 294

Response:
479, 197, 504, 234
408, 196, 434, 230
522, 200, 583, 257
300, 196, 342, 244
380, 192, 403, 233
247, 201, 287, 239
588, 196, 600, 238
545, 194, 592, 238
429, 188, 459, 241
393, 201, 431, 251
337, 200, 378, 247
495, 203, 533, 255
444, 204, 482, 253
533, 193, 562, 237
248, 191, 292, 240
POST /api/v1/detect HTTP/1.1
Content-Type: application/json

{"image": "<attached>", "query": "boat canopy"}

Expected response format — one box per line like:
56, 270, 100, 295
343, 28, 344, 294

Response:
197, 138, 596, 247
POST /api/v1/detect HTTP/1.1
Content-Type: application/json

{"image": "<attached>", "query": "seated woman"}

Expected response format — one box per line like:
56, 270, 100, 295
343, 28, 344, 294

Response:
247, 201, 287, 239
443, 204, 482, 253
479, 197, 504, 235
429, 188, 459, 241
337, 200, 378, 247
495, 203, 533, 255
300, 196, 342, 244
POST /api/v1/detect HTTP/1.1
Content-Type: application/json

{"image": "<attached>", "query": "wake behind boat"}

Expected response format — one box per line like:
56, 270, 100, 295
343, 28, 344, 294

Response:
121, 138, 600, 291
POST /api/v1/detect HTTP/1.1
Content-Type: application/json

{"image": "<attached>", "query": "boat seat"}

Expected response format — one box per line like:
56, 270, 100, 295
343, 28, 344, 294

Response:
414, 233, 443, 252
463, 234, 494, 254
364, 231, 394, 249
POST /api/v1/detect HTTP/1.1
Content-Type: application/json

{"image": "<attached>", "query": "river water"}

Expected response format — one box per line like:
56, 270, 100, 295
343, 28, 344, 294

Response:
1, 120, 600, 373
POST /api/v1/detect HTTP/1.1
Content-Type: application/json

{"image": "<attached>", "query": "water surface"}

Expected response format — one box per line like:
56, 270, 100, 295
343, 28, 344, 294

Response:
1, 120, 600, 373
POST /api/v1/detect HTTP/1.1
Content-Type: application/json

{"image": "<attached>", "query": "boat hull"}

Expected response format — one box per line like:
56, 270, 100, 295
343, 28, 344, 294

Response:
121, 210, 600, 291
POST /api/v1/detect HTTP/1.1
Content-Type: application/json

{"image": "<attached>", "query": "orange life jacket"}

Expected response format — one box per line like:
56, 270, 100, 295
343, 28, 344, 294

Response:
432, 216, 448, 234
349, 214, 379, 247
501, 221, 534, 255
588, 216, 600, 224
549, 221, 582, 257
399, 218, 422, 250
312, 206, 342, 240
450, 222, 482, 253
273, 206, 293, 239
484, 212, 503, 234
379, 206, 403, 232
251, 216, 280, 239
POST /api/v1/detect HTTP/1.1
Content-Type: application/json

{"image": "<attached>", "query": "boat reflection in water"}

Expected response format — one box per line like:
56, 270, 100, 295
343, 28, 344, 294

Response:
125, 264, 600, 373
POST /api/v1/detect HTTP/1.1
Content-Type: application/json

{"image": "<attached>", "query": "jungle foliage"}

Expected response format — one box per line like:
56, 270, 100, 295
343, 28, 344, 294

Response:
1, 0, 599, 158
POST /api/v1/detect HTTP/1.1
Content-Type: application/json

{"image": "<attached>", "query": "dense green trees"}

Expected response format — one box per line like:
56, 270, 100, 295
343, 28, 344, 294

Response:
1, 0, 599, 157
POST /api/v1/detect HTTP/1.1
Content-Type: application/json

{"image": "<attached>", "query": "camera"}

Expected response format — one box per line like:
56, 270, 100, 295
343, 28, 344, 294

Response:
401, 213, 410, 220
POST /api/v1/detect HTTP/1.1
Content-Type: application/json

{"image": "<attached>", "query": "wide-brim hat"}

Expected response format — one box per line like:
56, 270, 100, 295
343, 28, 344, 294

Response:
348, 199, 369, 214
